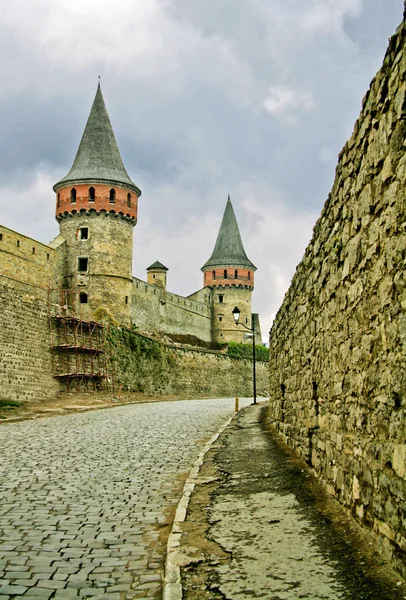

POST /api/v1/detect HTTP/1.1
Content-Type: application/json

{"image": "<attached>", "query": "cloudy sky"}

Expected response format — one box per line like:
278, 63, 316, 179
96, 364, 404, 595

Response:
0, 0, 403, 341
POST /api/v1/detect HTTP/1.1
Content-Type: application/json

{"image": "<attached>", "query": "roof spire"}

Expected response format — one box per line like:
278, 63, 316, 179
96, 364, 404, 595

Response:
201, 196, 256, 271
53, 85, 141, 195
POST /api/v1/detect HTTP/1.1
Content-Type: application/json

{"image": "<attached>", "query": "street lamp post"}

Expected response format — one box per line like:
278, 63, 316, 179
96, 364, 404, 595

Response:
232, 306, 257, 405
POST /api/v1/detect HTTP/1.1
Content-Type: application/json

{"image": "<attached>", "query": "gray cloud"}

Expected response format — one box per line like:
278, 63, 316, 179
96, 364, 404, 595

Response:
0, 0, 403, 340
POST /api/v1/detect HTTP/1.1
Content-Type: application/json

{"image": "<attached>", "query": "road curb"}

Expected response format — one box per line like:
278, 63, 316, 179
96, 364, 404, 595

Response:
162, 414, 235, 600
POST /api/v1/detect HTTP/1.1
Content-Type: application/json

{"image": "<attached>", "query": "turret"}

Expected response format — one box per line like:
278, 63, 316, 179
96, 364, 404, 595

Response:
53, 84, 141, 325
201, 196, 257, 344
147, 261, 168, 291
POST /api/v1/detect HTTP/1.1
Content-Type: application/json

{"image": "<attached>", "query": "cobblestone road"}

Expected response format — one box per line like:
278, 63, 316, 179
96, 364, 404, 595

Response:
0, 398, 250, 600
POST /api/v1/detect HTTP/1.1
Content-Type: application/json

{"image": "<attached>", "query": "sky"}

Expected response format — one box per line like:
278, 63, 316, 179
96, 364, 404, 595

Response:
0, 0, 404, 342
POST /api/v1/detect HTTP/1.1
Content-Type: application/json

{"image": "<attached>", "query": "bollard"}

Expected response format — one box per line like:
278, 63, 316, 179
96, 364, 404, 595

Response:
235, 397, 239, 412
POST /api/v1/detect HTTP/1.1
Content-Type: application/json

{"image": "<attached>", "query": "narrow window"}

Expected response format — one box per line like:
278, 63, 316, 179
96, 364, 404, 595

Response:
127, 193, 131, 208
246, 317, 248, 324
212, 270, 215, 280
248, 271, 251, 281
109, 188, 116, 204
79, 227, 89, 240
71, 188, 77, 204
153, 274, 156, 279
47, 253, 50, 261
16, 240, 20, 248
218, 295, 224, 303
32, 247, 36, 254
78, 257, 88, 272
0, 233, 3, 241
79, 292, 88, 304
89, 187, 95, 202
57, 193, 60, 208
235, 269, 238, 279
224, 269, 227, 279
125, 296, 129, 305
219, 316, 223, 322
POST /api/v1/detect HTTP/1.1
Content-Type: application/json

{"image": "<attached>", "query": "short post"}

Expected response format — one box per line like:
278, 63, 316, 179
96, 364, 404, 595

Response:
235, 397, 239, 412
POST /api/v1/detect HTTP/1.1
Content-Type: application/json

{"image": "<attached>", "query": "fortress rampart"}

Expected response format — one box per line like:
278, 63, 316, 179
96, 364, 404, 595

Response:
0, 225, 62, 298
131, 277, 212, 342
267, 18, 406, 576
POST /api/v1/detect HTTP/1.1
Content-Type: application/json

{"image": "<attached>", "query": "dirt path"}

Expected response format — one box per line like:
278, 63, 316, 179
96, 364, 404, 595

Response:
178, 405, 405, 600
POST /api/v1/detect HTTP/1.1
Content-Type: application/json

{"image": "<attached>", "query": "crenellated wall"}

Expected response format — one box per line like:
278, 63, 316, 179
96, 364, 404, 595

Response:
267, 18, 406, 576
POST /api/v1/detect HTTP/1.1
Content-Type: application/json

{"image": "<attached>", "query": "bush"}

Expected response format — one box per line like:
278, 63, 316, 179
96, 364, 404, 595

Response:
227, 342, 269, 362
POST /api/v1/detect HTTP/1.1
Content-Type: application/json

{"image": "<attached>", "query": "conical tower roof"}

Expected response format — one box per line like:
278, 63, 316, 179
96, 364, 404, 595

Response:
201, 197, 256, 271
53, 84, 141, 195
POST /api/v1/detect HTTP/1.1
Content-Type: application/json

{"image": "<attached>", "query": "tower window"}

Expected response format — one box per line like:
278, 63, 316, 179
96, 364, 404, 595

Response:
109, 188, 116, 204
78, 257, 88, 272
79, 292, 88, 304
125, 296, 129, 305
47, 253, 50, 260
218, 295, 224, 303
89, 187, 95, 202
71, 188, 77, 204
212, 270, 215, 279
32, 247, 35, 254
224, 269, 227, 279
17, 240, 20, 248
57, 193, 60, 208
248, 271, 251, 281
0, 234, 3, 241
219, 316, 223, 322
235, 269, 238, 279
127, 193, 131, 208
79, 227, 89, 240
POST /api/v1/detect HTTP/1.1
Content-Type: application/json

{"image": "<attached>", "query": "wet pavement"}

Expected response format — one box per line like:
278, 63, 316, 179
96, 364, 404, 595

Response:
0, 398, 251, 600
181, 405, 405, 600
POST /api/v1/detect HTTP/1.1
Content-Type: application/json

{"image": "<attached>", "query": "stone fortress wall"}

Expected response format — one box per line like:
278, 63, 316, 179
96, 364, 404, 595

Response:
267, 17, 406, 576
131, 277, 212, 342
0, 224, 63, 298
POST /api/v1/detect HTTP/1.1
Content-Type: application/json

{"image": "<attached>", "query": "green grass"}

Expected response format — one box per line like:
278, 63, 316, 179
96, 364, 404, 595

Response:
0, 399, 23, 408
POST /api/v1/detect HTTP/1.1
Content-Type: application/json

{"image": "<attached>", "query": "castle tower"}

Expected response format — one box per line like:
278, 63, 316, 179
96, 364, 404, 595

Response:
201, 196, 257, 344
147, 261, 168, 291
53, 84, 141, 325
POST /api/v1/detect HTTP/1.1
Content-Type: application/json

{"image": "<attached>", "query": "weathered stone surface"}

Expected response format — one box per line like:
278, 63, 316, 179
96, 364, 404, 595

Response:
267, 16, 406, 577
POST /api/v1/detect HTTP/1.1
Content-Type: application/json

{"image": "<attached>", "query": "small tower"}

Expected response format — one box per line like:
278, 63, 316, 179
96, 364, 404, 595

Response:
147, 261, 168, 291
53, 84, 141, 325
201, 196, 257, 344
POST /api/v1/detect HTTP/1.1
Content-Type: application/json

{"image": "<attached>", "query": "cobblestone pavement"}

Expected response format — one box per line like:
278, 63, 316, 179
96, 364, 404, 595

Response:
0, 398, 251, 600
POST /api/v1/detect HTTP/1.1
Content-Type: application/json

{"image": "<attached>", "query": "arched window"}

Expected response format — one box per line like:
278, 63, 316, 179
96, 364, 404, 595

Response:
79, 292, 88, 304
212, 270, 215, 280
89, 187, 95, 202
127, 193, 131, 208
71, 188, 77, 204
57, 193, 60, 208
109, 188, 116, 204
234, 269, 238, 279
224, 269, 227, 279
248, 271, 251, 281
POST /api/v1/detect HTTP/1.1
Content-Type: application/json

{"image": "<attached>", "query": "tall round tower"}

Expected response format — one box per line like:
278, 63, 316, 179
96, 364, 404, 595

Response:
53, 84, 141, 325
201, 196, 257, 344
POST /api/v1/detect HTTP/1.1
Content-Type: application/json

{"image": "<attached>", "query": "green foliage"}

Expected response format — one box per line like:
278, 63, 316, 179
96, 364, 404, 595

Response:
227, 341, 269, 362
0, 399, 22, 408
107, 327, 175, 392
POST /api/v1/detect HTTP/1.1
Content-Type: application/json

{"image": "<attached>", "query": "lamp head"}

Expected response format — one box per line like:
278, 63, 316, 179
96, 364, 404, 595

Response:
232, 306, 241, 324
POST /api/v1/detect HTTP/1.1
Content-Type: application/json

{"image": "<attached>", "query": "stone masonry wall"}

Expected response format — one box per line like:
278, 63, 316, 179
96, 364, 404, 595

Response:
109, 327, 268, 398
267, 19, 406, 576
131, 277, 212, 343
0, 283, 60, 402
0, 224, 61, 299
